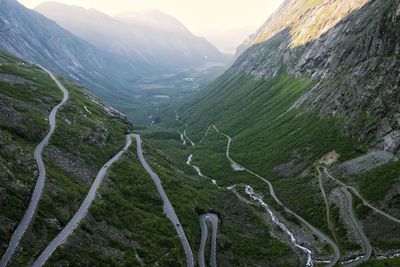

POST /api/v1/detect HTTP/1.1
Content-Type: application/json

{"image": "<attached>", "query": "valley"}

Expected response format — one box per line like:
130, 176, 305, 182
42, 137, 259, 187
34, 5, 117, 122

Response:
0, 51, 295, 266
0, 0, 400, 266
111, 63, 226, 125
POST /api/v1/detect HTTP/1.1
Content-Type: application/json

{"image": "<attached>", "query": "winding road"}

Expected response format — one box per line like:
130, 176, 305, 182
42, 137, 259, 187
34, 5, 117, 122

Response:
212, 126, 245, 171
184, 129, 195, 146
340, 187, 372, 266
212, 125, 340, 267
317, 167, 373, 265
320, 167, 400, 225
198, 213, 218, 267
0, 67, 69, 267
179, 131, 187, 145
199, 125, 211, 144
134, 134, 195, 267
317, 168, 339, 245
32, 134, 133, 267
185, 154, 219, 267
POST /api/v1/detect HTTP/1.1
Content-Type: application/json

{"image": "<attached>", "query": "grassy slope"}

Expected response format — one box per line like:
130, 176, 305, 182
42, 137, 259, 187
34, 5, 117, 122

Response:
144, 69, 400, 261
357, 160, 400, 214
172, 72, 363, 235
141, 129, 298, 266
0, 50, 295, 266
0, 52, 62, 252
9, 78, 134, 266
46, 143, 185, 266
0, 52, 180, 266
158, 69, 400, 262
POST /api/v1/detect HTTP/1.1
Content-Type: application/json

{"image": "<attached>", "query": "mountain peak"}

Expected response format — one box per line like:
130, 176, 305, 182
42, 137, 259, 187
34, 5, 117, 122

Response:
35, 1, 113, 21
115, 9, 190, 34
34, 3, 228, 69
241, 0, 370, 51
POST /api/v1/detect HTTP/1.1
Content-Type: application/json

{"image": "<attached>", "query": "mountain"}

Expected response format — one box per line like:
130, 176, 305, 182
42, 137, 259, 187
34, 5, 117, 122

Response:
179, 0, 400, 163
0, 0, 153, 102
35, 3, 229, 69
195, 25, 258, 54
146, 0, 400, 264
237, 0, 399, 150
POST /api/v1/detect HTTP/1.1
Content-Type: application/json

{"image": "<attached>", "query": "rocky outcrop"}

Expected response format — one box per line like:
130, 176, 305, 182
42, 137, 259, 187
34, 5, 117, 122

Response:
45, 147, 97, 185
333, 150, 394, 177
234, 0, 400, 152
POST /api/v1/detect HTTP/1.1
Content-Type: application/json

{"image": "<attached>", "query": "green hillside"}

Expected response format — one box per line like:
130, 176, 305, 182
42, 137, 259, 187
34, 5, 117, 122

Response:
142, 0, 400, 261
0, 50, 296, 266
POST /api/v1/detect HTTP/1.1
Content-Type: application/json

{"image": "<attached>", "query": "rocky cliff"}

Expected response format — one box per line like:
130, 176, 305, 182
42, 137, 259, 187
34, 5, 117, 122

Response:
234, 0, 400, 154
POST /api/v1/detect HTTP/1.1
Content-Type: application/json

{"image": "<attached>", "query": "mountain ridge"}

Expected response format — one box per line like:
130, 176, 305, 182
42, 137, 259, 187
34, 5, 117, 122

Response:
232, 0, 400, 152
0, 0, 152, 101
35, 2, 229, 69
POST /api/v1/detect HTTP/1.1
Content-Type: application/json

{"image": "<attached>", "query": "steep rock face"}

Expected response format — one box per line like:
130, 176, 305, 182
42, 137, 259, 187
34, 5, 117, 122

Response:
234, 0, 400, 153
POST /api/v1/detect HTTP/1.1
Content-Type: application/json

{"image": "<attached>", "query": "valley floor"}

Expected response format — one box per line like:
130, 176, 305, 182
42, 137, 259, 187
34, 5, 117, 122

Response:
140, 100, 400, 266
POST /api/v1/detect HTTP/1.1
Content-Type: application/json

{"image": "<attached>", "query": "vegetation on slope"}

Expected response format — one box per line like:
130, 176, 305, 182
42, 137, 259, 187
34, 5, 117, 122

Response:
175, 72, 363, 232
0, 50, 296, 266
0, 51, 63, 252
145, 69, 399, 262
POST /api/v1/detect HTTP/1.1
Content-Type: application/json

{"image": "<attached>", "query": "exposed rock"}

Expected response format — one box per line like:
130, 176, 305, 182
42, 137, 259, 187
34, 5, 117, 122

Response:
83, 128, 108, 148
0, 73, 33, 85
86, 92, 132, 126
383, 131, 400, 153
13, 102, 29, 113
234, 0, 400, 152
45, 147, 96, 185
330, 188, 363, 251
274, 162, 296, 177
320, 150, 340, 166
0, 187, 5, 208
104, 105, 129, 122
44, 218, 62, 230
0, 96, 22, 129
333, 150, 394, 177
274, 150, 311, 177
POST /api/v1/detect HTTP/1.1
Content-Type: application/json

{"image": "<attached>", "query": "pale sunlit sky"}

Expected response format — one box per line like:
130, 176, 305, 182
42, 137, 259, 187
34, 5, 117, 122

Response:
18, 0, 283, 33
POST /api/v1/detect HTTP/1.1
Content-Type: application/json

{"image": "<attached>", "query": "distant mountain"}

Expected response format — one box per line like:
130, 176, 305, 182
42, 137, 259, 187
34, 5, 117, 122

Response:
35, 3, 230, 69
0, 0, 151, 101
195, 26, 258, 54
116, 9, 192, 34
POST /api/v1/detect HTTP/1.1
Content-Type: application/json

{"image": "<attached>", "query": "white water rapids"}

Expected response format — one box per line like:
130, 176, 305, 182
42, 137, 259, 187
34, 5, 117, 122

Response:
186, 154, 205, 177
235, 185, 314, 267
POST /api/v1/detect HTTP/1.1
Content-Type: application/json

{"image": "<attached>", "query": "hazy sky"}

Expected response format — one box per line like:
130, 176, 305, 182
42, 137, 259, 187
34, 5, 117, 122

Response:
18, 0, 284, 32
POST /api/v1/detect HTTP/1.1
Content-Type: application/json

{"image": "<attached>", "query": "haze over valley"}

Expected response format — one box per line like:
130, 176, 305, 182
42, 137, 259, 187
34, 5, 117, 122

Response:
0, 0, 399, 266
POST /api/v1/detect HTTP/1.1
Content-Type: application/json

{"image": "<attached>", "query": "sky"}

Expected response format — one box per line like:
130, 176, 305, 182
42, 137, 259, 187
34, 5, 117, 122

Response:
18, 0, 284, 53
